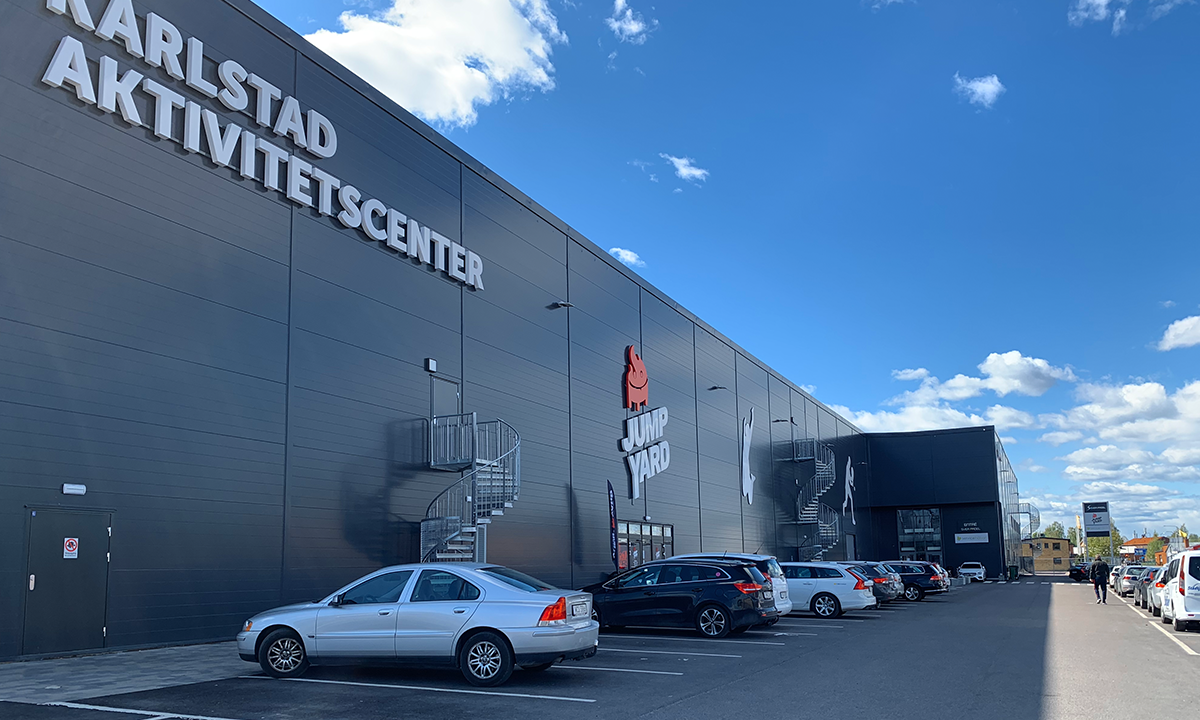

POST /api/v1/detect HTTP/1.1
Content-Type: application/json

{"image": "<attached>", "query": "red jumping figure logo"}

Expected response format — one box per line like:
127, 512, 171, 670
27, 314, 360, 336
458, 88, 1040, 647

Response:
624, 345, 649, 410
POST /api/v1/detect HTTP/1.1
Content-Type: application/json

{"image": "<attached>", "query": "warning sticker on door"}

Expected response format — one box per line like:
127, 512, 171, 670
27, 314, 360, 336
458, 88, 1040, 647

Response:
63, 537, 78, 559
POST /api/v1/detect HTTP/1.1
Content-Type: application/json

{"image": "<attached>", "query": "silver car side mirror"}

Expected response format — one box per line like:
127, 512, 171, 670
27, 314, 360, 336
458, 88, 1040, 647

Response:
329, 594, 344, 607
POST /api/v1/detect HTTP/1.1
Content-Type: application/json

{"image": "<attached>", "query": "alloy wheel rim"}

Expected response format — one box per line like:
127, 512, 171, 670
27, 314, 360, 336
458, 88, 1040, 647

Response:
815, 596, 835, 616
268, 638, 303, 672
906, 587, 918, 600
699, 608, 725, 635
468, 641, 502, 679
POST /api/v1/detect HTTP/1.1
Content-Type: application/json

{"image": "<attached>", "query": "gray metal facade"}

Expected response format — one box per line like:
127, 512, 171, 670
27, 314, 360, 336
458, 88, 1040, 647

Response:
0, 0, 884, 658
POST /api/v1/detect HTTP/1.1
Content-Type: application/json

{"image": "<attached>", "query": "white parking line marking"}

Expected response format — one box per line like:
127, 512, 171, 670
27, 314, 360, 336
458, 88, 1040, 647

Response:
43, 703, 244, 720
772, 624, 844, 629
1115, 599, 1200, 656
599, 648, 741, 658
1041, 582, 1050, 585
239, 675, 596, 703
1026, 582, 1036, 585
556, 666, 683, 676
604, 635, 785, 646
984, 581, 993, 584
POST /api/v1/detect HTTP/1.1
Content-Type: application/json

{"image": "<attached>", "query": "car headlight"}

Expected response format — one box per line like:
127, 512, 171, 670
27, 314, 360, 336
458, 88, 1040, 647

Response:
242, 620, 253, 632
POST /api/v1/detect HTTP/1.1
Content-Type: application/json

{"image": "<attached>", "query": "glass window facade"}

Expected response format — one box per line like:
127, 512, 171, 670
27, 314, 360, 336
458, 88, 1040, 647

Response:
897, 508, 943, 564
616, 522, 673, 570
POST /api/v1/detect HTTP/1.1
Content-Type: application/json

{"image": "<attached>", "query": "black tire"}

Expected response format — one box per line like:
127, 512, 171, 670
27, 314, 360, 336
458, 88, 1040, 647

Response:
1162, 608, 1172, 624
694, 604, 732, 638
811, 593, 842, 618
521, 662, 554, 672
1175, 615, 1187, 632
459, 631, 514, 687
904, 585, 925, 602
1154, 605, 1162, 617
258, 629, 310, 679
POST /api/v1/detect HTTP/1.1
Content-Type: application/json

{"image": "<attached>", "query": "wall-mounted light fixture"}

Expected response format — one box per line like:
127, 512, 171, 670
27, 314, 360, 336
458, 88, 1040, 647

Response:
424, 358, 437, 373
772, 417, 798, 425
62, 483, 87, 496
551, 301, 574, 309
707, 385, 728, 391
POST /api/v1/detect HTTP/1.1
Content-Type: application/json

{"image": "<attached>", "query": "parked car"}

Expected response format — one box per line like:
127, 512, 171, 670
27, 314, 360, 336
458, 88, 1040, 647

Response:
1162, 551, 1200, 631
779, 562, 878, 618
585, 559, 779, 637
1148, 566, 1170, 617
1133, 567, 1160, 608
236, 563, 598, 687
1116, 566, 1146, 596
930, 563, 951, 591
1109, 566, 1122, 588
1068, 564, 1091, 582
835, 562, 902, 603
881, 561, 946, 601
670, 553, 792, 617
957, 562, 986, 582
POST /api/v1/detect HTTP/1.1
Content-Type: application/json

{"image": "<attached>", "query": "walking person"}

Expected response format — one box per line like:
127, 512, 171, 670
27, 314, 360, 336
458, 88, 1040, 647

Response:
1090, 557, 1110, 604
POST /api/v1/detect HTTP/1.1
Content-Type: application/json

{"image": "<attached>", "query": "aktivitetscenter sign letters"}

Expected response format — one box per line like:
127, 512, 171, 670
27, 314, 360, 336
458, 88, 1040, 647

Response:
38, 0, 485, 290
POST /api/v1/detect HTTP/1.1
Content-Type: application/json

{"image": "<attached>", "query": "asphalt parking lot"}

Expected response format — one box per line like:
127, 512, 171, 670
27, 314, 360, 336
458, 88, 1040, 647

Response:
11, 576, 1200, 720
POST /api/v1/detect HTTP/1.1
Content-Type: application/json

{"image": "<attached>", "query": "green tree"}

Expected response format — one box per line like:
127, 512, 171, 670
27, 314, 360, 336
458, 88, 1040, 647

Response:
1040, 521, 1067, 539
1085, 523, 1125, 560
1147, 536, 1165, 560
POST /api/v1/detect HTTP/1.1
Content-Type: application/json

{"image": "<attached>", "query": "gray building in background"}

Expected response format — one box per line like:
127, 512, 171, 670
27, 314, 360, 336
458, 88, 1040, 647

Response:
0, 0, 1027, 659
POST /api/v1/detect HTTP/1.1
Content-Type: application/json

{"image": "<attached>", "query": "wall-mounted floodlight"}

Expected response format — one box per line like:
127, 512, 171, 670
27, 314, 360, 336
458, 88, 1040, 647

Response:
552, 301, 574, 308
708, 385, 728, 391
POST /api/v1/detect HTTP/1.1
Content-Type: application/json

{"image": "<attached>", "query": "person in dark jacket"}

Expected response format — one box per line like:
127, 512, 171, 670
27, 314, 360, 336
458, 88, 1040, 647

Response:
1090, 559, 1110, 603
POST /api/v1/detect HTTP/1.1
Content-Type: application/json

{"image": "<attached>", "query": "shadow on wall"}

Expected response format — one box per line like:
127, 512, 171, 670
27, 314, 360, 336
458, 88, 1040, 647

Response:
336, 418, 431, 567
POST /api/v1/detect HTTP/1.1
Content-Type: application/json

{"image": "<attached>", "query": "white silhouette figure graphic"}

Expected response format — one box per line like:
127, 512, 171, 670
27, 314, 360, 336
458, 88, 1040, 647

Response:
843, 457, 856, 525
741, 408, 755, 504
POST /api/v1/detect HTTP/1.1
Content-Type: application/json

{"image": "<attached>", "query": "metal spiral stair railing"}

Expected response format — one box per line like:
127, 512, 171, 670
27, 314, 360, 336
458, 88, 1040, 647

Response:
794, 439, 837, 523
798, 504, 843, 561
421, 413, 521, 563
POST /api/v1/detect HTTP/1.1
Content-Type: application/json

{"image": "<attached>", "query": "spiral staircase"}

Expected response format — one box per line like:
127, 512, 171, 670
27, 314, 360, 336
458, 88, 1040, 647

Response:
420, 413, 521, 563
793, 439, 843, 561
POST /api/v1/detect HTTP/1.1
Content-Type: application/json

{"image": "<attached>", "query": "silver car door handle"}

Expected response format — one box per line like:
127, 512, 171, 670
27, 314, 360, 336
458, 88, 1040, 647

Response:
453, 607, 469, 614
378, 610, 392, 615
29, 575, 35, 591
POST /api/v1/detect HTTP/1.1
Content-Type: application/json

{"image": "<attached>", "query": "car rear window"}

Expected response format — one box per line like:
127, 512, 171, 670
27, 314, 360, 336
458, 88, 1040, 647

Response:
746, 566, 767, 583
479, 567, 555, 592
765, 558, 785, 579
962, 563, 982, 568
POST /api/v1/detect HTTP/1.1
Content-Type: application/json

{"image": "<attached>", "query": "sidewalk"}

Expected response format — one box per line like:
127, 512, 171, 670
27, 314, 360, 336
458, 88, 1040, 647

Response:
0, 642, 249, 704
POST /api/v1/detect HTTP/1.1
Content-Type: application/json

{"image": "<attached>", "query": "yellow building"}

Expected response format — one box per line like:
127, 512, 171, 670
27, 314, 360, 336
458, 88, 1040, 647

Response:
1022, 536, 1072, 573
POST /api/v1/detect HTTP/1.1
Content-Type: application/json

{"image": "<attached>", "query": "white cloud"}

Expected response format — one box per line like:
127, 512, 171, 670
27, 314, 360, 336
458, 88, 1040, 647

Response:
608, 247, 645, 268
1038, 430, 1084, 446
1161, 300, 1177, 308
830, 403, 988, 433
1025, 482, 1200, 536
800, 384, 817, 395
1068, 0, 1193, 34
1000, 436, 1018, 445
893, 351, 1075, 405
672, 187, 683, 194
952, 73, 1006, 109
1158, 315, 1200, 351
1017, 459, 1049, 473
892, 368, 930, 381
606, 50, 618, 71
871, 0, 908, 8
660, 153, 710, 183
605, 0, 657, 44
986, 405, 1037, 430
305, 0, 566, 128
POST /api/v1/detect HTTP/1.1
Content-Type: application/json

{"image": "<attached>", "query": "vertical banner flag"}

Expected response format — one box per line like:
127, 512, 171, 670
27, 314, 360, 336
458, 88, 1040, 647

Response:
1082, 502, 1111, 538
607, 481, 618, 568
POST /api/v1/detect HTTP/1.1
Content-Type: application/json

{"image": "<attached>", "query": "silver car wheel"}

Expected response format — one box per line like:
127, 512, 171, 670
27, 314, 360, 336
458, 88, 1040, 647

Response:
814, 595, 837, 617
699, 607, 726, 636
267, 637, 304, 673
467, 640, 502, 679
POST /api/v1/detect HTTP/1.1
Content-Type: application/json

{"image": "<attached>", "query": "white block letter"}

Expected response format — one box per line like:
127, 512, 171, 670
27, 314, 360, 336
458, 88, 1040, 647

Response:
272, 96, 307, 148
201, 109, 241, 168
41, 36, 96, 105
255, 137, 288, 191
386, 209, 408, 252
47, 0, 94, 31
337, 185, 362, 229
141, 78, 185, 139
246, 73, 280, 128
185, 37, 218, 98
286, 156, 313, 207
466, 251, 484, 290
97, 56, 141, 125
216, 60, 249, 111
310, 167, 341, 216
95, 0, 142, 57
144, 13, 184, 80
306, 110, 337, 158
360, 199, 387, 242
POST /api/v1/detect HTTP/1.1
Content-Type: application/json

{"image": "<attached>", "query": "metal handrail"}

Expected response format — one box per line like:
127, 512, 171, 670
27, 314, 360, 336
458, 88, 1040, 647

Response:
421, 417, 521, 562
430, 412, 478, 470
796, 442, 836, 522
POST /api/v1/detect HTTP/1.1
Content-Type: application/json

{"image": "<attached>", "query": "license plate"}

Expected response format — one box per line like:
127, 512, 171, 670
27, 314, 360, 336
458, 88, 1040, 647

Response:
571, 603, 586, 617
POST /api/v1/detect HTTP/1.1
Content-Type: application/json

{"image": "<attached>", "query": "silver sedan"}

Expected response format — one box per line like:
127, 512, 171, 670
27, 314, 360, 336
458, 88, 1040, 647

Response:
237, 563, 598, 686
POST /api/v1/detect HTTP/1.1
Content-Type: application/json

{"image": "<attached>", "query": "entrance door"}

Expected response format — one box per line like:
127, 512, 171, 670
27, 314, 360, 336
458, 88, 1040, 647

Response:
431, 377, 460, 418
23, 509, 111, 655
846, 534, 857, 562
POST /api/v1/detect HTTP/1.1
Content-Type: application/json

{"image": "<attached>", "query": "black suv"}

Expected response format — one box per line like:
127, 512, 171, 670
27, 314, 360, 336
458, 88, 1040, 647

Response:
583, 560, 779, 638
881, 561, 946, 601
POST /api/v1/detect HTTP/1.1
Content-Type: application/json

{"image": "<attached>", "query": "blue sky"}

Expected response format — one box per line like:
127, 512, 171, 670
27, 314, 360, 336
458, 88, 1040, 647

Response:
254, 0, 1200, 538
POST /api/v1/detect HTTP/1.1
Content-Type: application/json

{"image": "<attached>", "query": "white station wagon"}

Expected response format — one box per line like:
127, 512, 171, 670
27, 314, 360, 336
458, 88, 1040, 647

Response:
237, 563, 598, 686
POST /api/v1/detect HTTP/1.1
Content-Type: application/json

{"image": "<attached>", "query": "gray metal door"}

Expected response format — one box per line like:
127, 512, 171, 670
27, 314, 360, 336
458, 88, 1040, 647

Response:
23, 509, 111, 655
431, 377, 460, 417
